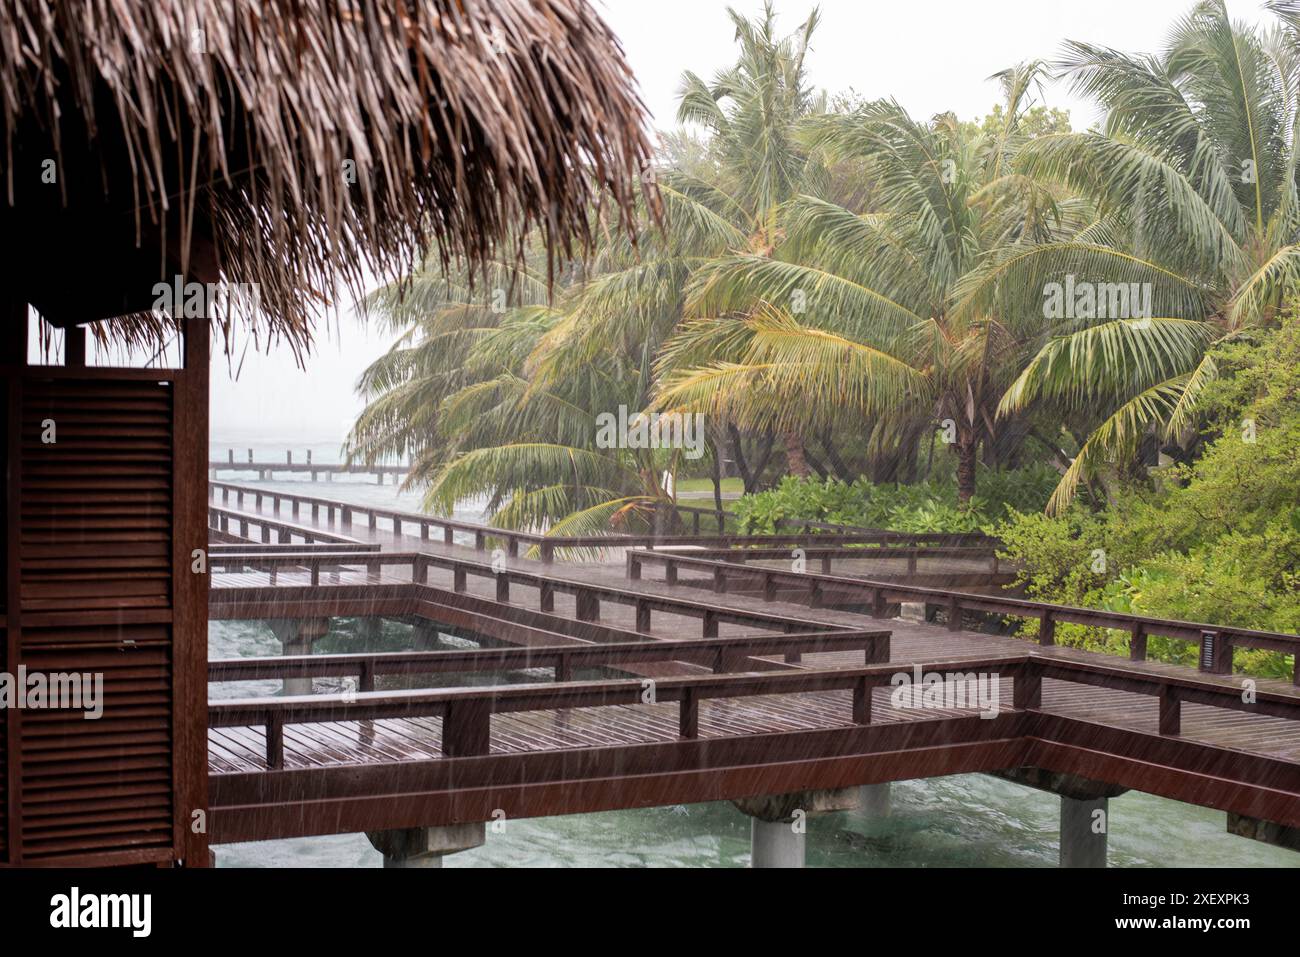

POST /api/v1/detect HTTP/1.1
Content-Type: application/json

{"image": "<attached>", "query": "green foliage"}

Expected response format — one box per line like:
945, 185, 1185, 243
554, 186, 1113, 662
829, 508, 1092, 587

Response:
969, 2, 1300, 511
961, 103, 1072, 140
733, 464, 1059, 535
993, 316, 1300, 676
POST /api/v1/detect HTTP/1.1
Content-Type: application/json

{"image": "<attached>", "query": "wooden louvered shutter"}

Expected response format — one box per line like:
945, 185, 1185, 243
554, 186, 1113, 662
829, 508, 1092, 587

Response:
3, 316, 208, 867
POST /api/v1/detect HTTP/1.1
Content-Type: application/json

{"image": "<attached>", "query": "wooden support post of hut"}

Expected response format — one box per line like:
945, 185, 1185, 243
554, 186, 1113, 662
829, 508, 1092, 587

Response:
0, 0, 655, 868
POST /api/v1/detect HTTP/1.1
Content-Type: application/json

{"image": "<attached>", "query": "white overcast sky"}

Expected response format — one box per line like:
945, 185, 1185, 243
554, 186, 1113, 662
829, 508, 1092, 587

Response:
209, 0, 1273, 448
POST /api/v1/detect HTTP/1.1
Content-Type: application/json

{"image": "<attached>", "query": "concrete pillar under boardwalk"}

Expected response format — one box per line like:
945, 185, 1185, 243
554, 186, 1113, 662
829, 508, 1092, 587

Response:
366, 822, 485, 868
1227, 812, 1300, 853
1060, 795, 1108, 868
856, 782, 891, 819
267, 618, 331, 696
991, 768, 1124, 869
734, 787, 861, 868
750, 818, 805, 868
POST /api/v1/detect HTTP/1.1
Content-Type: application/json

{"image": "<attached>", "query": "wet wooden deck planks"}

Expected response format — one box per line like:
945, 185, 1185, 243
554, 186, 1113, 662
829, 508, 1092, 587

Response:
207, 487, 1300, 787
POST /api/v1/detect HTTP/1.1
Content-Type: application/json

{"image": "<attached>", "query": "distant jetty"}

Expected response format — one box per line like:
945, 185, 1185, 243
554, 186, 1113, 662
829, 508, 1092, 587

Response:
210, 449, 410, 484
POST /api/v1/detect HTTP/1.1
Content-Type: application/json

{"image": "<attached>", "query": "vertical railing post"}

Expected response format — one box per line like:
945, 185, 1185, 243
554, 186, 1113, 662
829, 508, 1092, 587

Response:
575, 592, 599, 622
265, 713, 285, 770
442, 699, 492, 757
1013, 662, 1041, 711
871, 588, 888, 619
1129, 623, 1147, 661
1038, 610, 1055, 646
1159, 686, 1181, 735
554, 654, 572, 683
679, 688, 699, 739
852, 677, 871, 724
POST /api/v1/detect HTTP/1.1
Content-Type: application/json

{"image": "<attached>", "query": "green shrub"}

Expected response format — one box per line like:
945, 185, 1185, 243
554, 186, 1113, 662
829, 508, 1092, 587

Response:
732, 464, 1059, 536
991, 316, 1300, 678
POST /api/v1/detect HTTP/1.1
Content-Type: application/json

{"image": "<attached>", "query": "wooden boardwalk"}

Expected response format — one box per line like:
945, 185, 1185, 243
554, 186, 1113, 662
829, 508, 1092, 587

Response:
204, 484, 1300, 846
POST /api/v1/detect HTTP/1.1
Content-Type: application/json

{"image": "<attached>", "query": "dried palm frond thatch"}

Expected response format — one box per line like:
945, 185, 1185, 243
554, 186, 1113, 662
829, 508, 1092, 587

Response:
0, 0, 658, 355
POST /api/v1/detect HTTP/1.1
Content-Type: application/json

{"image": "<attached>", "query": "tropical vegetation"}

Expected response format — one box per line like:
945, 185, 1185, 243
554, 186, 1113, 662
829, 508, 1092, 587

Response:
346, 0, 1300, 672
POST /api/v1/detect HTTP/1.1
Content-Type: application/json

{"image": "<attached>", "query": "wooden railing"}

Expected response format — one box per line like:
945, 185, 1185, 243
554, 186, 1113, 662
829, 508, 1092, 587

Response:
208, 541, 379, 556
208, 650, 1300, 770
768, 516, 995, 546
645, 543, 1005, 576
209, 480, 1002, 562
208, 505, 365, 547
626, 548, 1300, 685
209, 629, 892, 685
667, 501, 999, 547
208, 550, 843, 638
209, 654, 1018, 768
1027, 655, 1300, 734
667, 502, 734, 535
210, 482, 562, 559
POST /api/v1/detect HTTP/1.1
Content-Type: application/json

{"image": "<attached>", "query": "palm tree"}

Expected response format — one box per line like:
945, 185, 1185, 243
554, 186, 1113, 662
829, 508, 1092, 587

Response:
958, 0, 1300, 512
654, 63, 1090, 504
529, 2, 828, 482
348, 2, 822, 538
345, 254, 555, 483
346, 245, 705, 539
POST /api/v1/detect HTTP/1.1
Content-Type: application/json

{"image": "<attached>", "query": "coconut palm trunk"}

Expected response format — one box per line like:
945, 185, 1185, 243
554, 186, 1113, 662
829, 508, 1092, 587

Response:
782, 430, 812, 478
956, 432, 978, 504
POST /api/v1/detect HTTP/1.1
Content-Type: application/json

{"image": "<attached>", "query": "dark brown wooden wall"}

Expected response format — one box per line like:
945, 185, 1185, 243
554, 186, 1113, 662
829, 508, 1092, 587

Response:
1, 310, 209, 866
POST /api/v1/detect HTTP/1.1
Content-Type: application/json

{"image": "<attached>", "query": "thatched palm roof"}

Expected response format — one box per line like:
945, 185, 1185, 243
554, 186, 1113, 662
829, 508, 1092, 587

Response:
0, 0, 657, 352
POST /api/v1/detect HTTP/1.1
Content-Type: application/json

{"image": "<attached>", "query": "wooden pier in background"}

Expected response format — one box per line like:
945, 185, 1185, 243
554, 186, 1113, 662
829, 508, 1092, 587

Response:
209, 450, 410, 484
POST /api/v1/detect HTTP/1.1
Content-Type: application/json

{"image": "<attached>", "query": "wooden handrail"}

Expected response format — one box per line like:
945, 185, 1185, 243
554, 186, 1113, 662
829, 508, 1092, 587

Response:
207, 541, 379, 555
637, 543, 1004, 576
208, 504, 365, 547
626, 548, 1300, 685
209, 656, 1024, 768
209, 549, 843, 637
208, 629, 892, 682
209, 651, 1300, 770
207, 481, 996, 561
